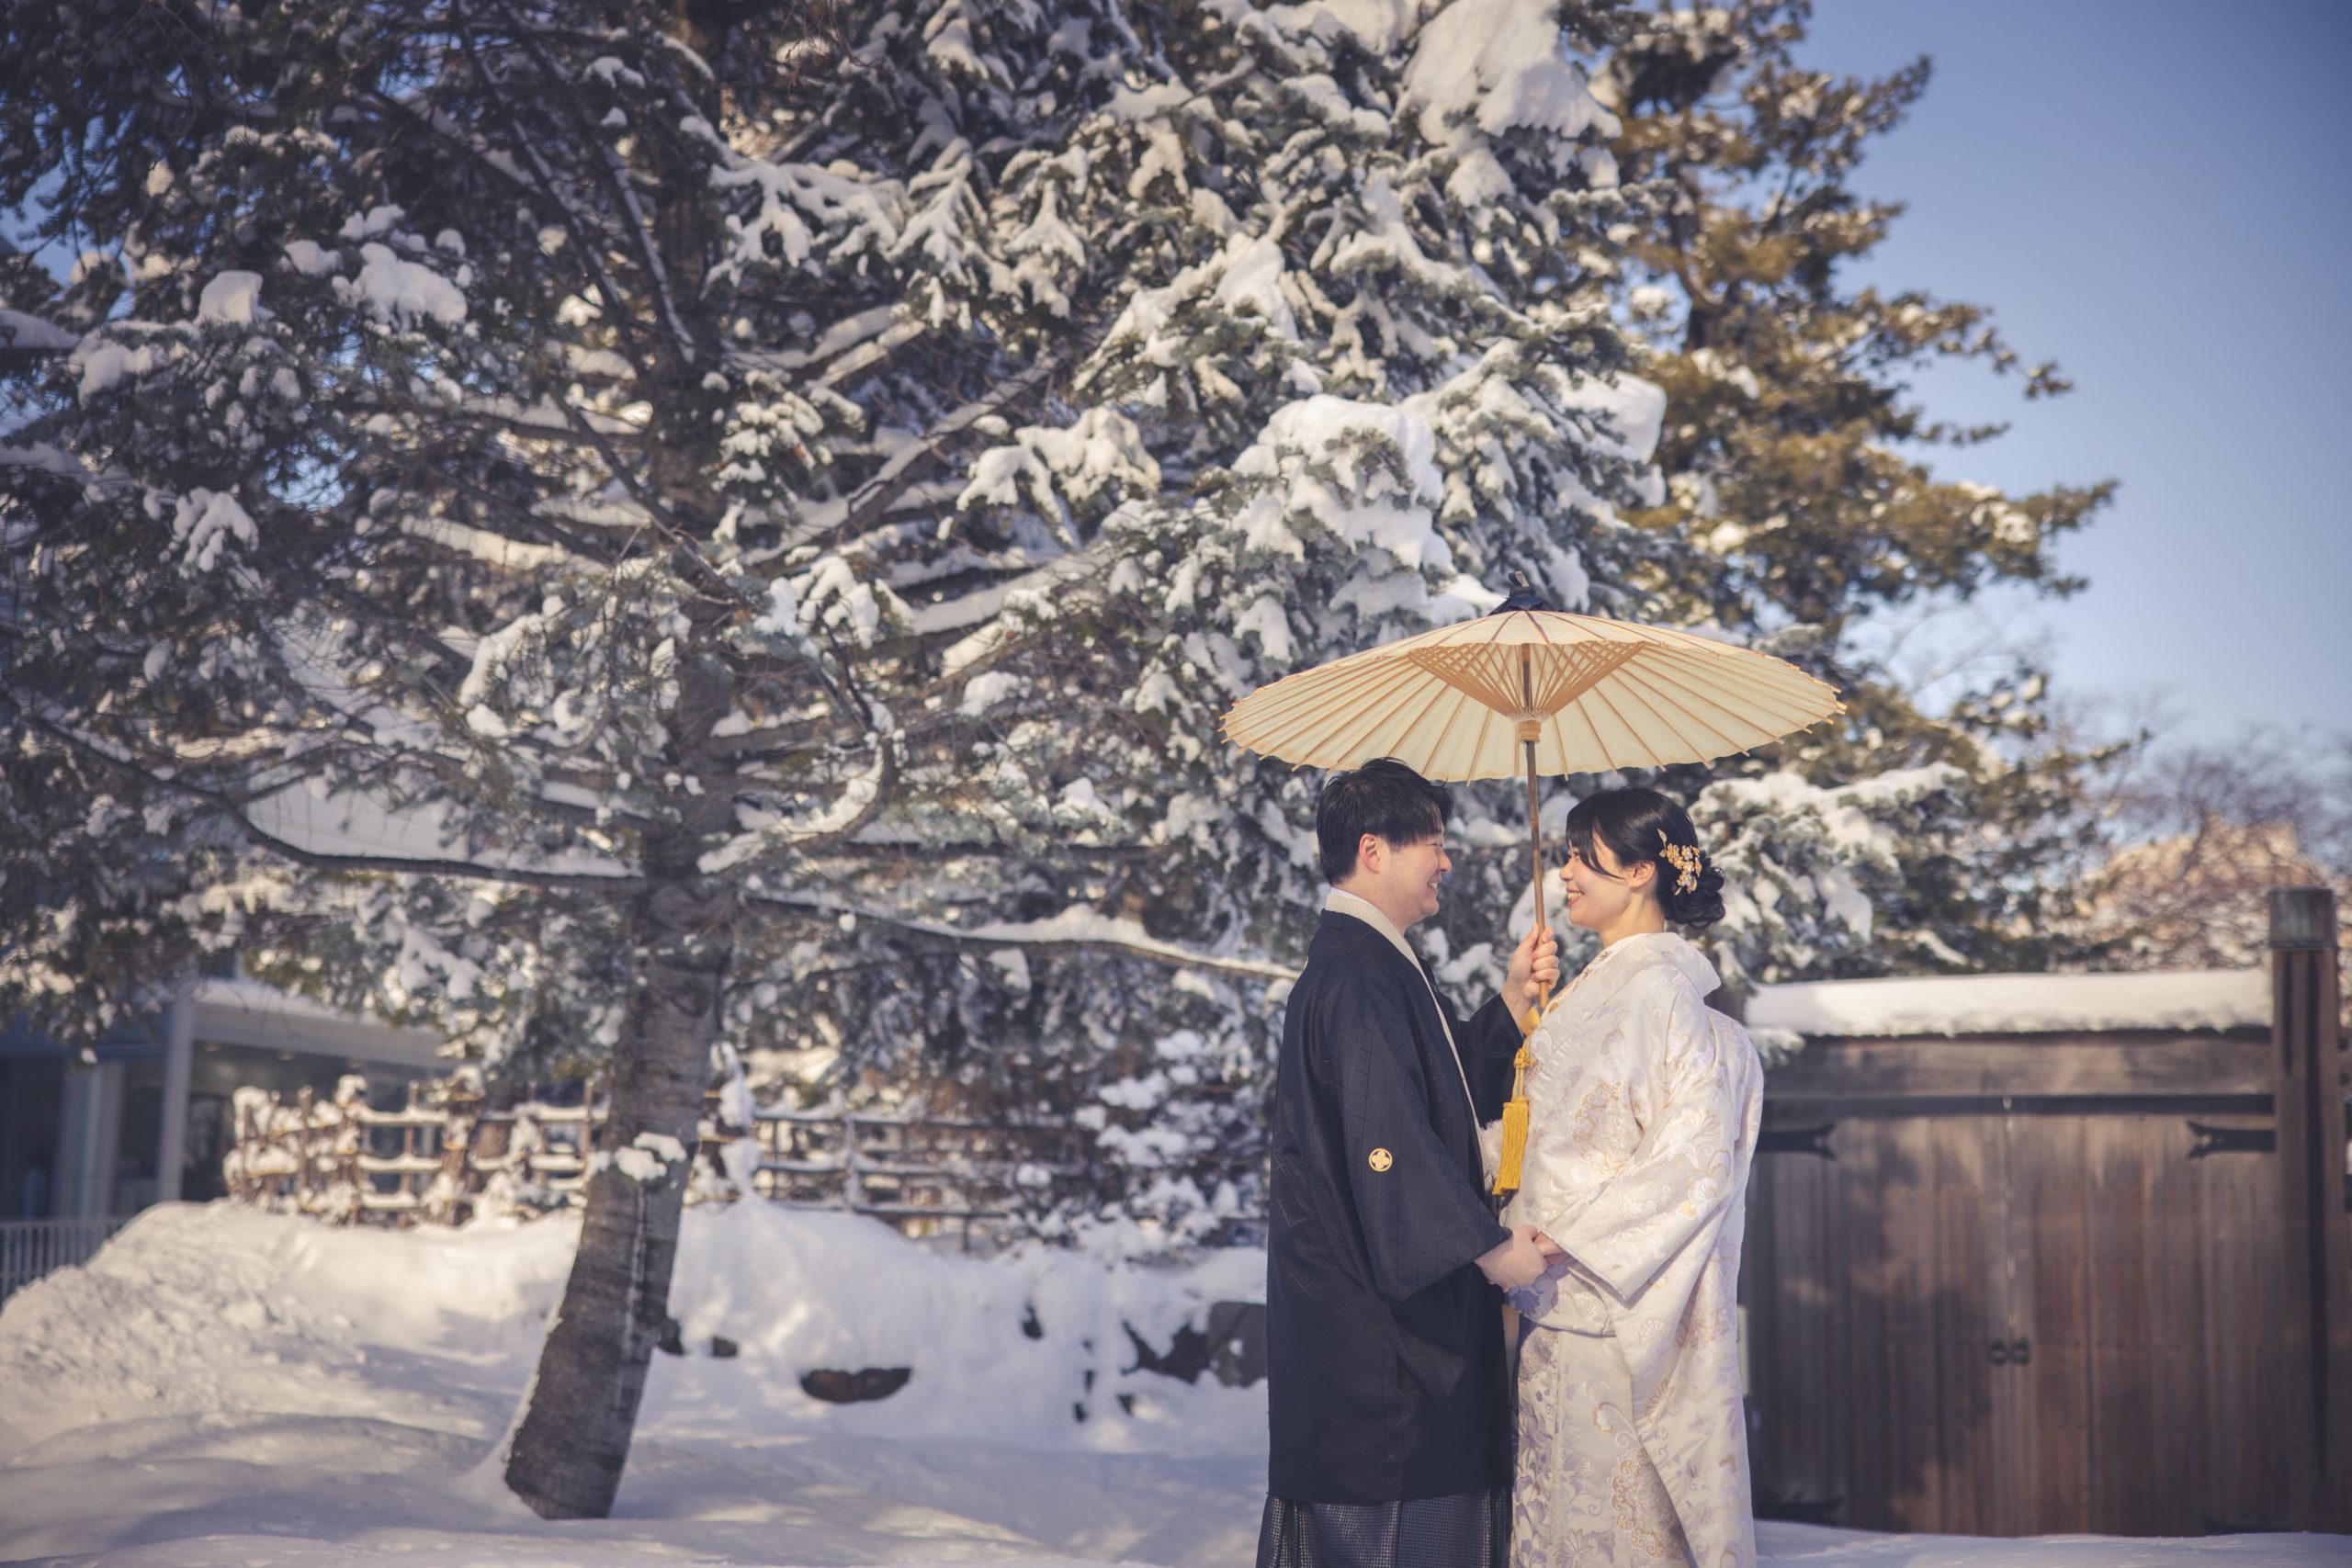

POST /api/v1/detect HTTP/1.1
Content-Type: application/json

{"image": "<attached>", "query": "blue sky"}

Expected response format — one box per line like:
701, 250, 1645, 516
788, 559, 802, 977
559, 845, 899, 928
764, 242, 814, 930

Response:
1797, 0, 2351, 743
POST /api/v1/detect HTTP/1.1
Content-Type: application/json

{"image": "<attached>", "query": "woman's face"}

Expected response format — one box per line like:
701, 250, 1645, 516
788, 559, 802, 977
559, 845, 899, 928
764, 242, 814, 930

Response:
1557, 833, 1655, 933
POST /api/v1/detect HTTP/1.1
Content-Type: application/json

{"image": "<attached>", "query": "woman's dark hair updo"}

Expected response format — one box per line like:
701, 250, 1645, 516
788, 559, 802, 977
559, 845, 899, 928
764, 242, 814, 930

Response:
1562, 786, 1727, 930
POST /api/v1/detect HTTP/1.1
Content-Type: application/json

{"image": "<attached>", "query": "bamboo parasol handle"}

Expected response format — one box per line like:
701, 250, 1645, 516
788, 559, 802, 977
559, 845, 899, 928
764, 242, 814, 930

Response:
1520, 734, 1551, 1032
1494, 659, 1548, 1198
1517, 646, 1551, 1030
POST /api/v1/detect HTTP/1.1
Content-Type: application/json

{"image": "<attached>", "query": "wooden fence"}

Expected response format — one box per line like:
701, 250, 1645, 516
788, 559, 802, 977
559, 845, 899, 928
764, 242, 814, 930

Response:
223, 1074, 1088, 1244
225, 1077, 600, 1224
743, 1110, 1089, 1233
1742, 887, 2351, 1537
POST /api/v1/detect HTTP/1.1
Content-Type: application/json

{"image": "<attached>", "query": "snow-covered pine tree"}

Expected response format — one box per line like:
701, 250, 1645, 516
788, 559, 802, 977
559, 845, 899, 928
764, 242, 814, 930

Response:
1582, 1, 2120, 985
778, 0, 1688, 1246
0, 0, 1671, 1516
0, 0, 2116, 1508
0, 0, 935, 1519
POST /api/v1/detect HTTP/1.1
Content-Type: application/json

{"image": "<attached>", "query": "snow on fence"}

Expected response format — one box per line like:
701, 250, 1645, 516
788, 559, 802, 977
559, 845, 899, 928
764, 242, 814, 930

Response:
223, 1075, 1088, 1243
225, 1076, 599, 1224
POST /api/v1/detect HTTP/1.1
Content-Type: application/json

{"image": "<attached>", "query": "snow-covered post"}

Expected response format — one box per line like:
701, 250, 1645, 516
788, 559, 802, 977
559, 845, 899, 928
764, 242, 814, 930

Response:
2268, 886, 2352, 1529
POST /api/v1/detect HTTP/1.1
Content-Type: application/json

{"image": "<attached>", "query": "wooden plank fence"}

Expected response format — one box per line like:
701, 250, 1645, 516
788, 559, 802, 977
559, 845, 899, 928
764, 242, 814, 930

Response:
1744, 887, 2352, 1537
226, 1077, 609, 1223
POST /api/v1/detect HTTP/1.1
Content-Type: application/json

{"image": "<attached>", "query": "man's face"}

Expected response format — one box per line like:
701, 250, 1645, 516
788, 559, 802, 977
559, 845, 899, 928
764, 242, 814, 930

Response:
1361, 830, 1451, 930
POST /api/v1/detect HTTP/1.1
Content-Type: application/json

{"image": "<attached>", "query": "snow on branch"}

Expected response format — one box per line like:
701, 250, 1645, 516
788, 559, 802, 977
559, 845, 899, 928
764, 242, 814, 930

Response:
229, 811, 646, 891
761, 891, 1295, 984
955, 908, 1295, 982
0, 307, 79, 355
698, 738, 896, 874
18, 705, 647, 891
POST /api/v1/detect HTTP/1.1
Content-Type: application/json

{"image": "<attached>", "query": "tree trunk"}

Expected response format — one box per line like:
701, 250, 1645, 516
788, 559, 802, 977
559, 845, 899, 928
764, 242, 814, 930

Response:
503, 11, 739, 1517
503, 868, 730, 1519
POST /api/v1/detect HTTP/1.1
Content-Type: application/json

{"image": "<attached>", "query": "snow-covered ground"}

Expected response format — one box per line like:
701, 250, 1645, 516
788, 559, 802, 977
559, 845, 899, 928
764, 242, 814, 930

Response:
1, 1204, 2342, 1567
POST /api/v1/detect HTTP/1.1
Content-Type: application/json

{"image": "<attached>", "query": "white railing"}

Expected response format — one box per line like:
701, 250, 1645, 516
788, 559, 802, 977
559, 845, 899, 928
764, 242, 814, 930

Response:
0, 1214, 134, 1301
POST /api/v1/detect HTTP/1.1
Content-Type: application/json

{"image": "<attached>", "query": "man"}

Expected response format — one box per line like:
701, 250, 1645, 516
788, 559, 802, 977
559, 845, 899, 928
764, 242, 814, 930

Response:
1259, 758, 1560, 1568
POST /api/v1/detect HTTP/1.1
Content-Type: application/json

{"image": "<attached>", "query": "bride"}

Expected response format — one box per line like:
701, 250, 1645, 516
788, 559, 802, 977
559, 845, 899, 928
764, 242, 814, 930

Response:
1504, 787, 1765, 1568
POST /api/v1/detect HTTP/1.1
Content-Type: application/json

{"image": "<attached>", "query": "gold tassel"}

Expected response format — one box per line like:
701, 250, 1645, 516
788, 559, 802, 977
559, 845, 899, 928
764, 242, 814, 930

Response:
1491, 1043, 1533, 1196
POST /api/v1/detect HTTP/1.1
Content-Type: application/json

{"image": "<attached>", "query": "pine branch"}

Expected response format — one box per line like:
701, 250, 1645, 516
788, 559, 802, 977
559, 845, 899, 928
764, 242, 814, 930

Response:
445, 4, 663, 374
752, 891, 1297, 983
14, 705, 652, 891
500, 5, 702, 371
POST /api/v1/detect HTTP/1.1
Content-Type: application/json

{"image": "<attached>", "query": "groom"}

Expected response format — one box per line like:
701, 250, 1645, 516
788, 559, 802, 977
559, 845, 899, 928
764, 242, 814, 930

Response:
1258, 758, 1558, 1568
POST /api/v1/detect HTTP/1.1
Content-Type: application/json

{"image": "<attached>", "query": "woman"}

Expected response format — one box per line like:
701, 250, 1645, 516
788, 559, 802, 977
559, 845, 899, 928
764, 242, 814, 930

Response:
1504, 787, 1764, 1568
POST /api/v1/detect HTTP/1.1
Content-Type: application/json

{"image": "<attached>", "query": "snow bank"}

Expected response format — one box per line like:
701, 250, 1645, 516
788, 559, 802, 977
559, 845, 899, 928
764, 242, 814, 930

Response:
2, 1204, 2342, 1566
0, 1202, 575, 1461
0, 1201, 1264, 1468
648, 1201, 1264, 1454
1748, 967, 2271, 1039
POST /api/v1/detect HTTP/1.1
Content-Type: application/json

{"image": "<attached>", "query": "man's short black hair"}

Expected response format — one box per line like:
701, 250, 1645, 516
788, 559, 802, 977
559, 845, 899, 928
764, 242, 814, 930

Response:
1315, 758, 1450, 884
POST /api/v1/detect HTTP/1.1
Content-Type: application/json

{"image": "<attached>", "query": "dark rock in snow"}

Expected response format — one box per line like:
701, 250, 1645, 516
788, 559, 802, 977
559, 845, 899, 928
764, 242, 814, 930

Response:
799, 1366, 911, 1404
1124, 1321, 1211, 1384
1122, 1301, 1266, 1388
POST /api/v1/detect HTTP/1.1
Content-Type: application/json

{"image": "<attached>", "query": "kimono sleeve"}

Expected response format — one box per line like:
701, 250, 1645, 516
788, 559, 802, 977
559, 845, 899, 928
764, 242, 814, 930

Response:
1322, 973, 1510, 1301
1449, 989, 1524, 1121
1543, 976, 1747, 1303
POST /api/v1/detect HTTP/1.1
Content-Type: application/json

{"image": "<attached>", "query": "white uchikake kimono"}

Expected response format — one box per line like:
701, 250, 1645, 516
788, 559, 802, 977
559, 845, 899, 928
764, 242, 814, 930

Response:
1502, 931, 1763, 1568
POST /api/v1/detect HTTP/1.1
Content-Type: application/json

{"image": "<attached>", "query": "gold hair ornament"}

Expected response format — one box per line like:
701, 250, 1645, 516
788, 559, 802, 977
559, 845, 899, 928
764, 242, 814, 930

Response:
1657, 831, 1704, 895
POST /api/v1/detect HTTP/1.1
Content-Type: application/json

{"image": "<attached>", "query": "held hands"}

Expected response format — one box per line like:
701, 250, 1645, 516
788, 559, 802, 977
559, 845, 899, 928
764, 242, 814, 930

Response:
1476, 1224, 1553, 1292
1500, 925, 1561, 1021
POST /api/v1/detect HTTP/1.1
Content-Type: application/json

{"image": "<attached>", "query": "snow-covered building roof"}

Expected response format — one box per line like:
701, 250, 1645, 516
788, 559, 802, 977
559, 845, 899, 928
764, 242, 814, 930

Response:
190, 978, 446, 1071
1747, 968, 2269, 1040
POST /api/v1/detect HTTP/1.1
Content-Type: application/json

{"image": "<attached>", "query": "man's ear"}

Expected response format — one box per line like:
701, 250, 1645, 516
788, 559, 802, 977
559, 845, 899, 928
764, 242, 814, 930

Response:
1357, 832, 1385, 875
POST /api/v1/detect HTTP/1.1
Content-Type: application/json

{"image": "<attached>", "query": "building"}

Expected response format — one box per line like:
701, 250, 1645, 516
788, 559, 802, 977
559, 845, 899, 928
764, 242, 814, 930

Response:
0, 979, 444, 1295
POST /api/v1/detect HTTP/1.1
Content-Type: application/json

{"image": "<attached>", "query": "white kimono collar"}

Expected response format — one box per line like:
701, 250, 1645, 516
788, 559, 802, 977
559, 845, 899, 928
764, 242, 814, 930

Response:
1589, 928, 1722, 995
